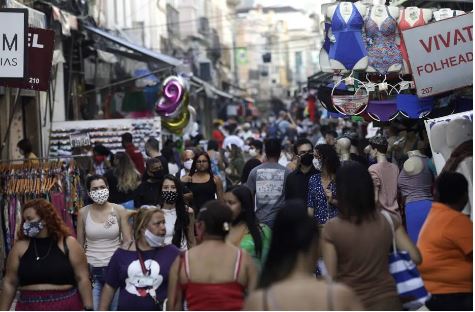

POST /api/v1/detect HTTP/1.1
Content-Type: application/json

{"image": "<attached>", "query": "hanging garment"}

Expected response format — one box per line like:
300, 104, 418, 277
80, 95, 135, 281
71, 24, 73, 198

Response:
396, 94, 434, 118
329, 3, 367, 70
332, 94, 369, 115
398, 9, 426, 71
367, 100, 399, 121
365, 6, 402, 74
51, 192, 76, 237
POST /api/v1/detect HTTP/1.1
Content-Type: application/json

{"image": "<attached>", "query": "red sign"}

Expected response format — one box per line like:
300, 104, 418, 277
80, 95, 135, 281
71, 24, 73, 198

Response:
0, 27, 55, 91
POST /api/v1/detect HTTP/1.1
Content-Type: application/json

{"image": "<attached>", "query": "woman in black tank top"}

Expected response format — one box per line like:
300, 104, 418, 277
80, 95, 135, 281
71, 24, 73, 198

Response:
0, 199, 93, 311
181, 152, 224, 214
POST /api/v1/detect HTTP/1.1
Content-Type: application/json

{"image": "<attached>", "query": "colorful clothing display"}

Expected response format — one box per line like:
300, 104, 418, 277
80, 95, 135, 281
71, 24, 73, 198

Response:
367, 99, 399, 121
398, 8, 426, 70
307, 172, 337, 225
365, 6, 402, 74
329, 3, 367, 70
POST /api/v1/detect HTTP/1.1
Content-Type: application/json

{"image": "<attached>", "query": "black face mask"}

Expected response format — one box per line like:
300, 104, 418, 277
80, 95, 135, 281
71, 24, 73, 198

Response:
300, 153, 314, 167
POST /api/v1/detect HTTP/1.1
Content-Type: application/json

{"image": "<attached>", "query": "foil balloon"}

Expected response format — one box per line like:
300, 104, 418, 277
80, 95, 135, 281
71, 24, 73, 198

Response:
164, 93, 189, 119
155, 76, 186, 116
162, 107, 191, 135
183, 106, 197, 135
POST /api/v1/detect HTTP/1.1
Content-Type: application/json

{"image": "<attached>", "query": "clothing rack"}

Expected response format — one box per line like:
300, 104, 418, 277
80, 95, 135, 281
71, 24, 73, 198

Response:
0, 154, 90, 163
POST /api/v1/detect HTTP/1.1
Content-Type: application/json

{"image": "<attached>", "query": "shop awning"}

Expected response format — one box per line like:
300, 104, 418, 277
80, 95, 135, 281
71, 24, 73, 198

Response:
190, 76, 234, 99
84, 25, 182, 67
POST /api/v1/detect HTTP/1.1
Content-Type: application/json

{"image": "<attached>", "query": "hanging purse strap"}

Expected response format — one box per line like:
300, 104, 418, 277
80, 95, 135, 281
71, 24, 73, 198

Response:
136, 247, 160, 306
381, 210, 398, 255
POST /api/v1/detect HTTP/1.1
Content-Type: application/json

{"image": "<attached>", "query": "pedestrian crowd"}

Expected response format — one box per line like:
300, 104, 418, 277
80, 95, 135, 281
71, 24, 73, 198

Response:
0, 112, 472, 311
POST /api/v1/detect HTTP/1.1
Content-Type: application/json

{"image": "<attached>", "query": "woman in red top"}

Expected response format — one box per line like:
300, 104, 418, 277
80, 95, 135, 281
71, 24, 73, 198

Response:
167, 200, 257, 310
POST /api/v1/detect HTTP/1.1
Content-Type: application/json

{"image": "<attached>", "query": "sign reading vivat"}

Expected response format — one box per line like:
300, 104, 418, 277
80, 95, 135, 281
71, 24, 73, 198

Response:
402, 13, 473, 98
0, 8, 28, 78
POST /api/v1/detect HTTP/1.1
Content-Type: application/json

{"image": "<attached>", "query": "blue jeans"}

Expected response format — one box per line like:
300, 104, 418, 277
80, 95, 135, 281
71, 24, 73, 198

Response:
90, 265, 119, 310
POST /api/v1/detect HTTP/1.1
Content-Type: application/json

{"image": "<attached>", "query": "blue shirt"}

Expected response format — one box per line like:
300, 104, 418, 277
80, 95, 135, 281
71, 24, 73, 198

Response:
307, 172, 338, 224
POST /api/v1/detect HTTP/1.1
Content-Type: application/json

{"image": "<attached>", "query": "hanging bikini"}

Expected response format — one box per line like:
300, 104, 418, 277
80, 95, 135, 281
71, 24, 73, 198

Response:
366, 84, 399, 122
396, 94, 434, 119
329, 3, 367, 70
365, 6, 402, 74
318, 83, 354, 113
331, 76, 369, 116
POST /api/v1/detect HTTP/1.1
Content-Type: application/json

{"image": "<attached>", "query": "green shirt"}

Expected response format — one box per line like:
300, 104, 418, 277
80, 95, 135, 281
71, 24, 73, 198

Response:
240, 224, 272, 268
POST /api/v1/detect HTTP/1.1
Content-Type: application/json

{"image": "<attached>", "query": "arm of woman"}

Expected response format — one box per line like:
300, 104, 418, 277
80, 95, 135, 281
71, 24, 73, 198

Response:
243, 251, 258, 291
117, 206, 132, 244
243, 290, 264, 310
66, 237, 93, 309
0, 242, 22, 310
322, 239, 338, 279
99, 284, 117, 311
395, 225, 422, 265
214, 175, 224, 200
166, 257, 183, 311
187, 207, 196, 248
77, 207, 86, 248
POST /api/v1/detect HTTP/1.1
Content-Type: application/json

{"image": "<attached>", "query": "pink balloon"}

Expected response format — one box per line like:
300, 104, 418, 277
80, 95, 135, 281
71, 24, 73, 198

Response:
155, 77, 185, 115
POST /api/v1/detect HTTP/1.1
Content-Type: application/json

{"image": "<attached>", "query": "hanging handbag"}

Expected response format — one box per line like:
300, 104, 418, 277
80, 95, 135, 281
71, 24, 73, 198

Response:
382, 211, 431, 310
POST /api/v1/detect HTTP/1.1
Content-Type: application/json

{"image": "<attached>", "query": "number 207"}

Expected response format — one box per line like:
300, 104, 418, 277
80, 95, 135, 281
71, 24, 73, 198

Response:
421, 87, 432, 95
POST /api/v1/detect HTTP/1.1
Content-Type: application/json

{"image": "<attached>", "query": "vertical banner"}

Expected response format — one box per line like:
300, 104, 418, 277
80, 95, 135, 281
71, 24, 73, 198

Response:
0, 8, 28, 78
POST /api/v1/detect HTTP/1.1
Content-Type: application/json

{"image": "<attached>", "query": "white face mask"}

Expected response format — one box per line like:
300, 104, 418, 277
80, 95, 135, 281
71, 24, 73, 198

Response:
183, 159, 193, 170
249, 148, 258, 157
224, 151, 231, 159
144, 229, 165, 247
89, 188, 109, 205
313, 158, 322, 171
243, 145, 250, 153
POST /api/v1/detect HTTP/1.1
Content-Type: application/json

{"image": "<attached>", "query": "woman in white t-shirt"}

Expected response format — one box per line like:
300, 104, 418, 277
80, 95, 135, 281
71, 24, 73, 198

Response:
158, 174, 196, 250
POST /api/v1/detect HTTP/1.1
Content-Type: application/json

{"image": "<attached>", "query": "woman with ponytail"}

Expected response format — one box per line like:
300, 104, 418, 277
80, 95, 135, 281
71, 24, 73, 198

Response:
167, 200, 257, 311
158, 175, 196, 250
244, 200, 362, 310
224, 185, 271, 267
99, 207, 180, 311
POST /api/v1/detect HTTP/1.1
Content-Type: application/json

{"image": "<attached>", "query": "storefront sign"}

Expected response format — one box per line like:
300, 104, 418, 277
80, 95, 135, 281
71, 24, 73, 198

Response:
69, 133, 91, 148
0, 28, 55, 91
402, 13, 473, 97
0, 9, 28, 78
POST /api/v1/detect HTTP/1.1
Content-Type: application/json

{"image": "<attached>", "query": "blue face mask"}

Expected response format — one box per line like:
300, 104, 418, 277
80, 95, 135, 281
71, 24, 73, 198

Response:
22, 220, 44, 237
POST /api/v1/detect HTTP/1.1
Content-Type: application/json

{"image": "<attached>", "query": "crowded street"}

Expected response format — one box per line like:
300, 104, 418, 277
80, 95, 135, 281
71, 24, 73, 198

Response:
0, 0, 473, 311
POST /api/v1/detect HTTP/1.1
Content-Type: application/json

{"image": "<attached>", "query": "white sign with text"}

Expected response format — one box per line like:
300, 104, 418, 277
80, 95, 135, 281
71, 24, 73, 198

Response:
402, 13, 473, 97
0, 9, 28, 78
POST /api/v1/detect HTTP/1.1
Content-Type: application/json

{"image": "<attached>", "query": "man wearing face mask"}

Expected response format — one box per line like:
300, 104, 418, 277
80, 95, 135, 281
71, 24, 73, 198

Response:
284, 139, 317, 202
134, 158, 166, 207
92, 144, 112, 175
241, 139, 264, 184
177, 149, 195, 179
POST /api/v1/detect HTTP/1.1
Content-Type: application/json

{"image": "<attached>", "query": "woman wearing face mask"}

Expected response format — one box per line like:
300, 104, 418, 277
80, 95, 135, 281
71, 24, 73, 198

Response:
77, 175, 132, 311
159, 175, 196, 250
134, 158, 166, 208
181, 152, 224, 214
307, 144, 341, 225
92, 144, 112, 175
224, 186, 272, 268
0, 199, 93, 311
167, 200, 257, 310
99, 207, 180, 311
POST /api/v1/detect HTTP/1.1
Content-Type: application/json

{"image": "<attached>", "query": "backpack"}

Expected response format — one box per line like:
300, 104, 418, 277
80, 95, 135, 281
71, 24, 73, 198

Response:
267, 120, 284, 140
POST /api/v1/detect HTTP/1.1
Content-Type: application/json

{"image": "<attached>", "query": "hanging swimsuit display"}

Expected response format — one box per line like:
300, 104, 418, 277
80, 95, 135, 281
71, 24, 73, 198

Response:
317, 84, 354, 113
396, 94, 434, 119
398, 9, 426, 71
319, 22, 333, 72
365, 6, 402, 74
367, 99, 399, 121
329, 3, 367, 70
332, 94, 369, 115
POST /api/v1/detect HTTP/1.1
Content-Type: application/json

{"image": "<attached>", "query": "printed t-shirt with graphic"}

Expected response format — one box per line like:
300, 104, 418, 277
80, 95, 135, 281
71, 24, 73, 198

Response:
105, 245, 180, 310
246, 162, 290, 227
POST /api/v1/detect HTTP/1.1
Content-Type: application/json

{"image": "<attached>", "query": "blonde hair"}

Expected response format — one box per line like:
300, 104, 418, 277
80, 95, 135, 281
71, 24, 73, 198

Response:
129, 206, 164, 243
114, 152, 141, 192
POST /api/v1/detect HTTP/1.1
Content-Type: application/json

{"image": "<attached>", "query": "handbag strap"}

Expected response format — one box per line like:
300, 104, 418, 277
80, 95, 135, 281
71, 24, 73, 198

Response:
381, 210, 397, 255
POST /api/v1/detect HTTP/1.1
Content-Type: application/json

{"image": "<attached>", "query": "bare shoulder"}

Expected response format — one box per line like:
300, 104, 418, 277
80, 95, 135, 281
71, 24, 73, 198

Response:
243, 289, 264, 310
181, 175, 191, 183
213, 175, 222, 183
332, 282, 363, 310
12, 239, 29, 256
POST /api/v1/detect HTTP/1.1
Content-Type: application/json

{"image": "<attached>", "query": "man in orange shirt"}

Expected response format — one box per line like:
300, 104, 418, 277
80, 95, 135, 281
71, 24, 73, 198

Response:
418, 172, 472, 311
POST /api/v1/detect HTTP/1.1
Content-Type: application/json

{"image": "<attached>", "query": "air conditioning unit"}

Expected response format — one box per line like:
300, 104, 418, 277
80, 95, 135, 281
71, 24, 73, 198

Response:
199, 17, 210, 36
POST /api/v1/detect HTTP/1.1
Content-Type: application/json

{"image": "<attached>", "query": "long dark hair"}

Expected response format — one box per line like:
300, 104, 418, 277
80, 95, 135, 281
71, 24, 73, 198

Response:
228, 185, 264, 259
258, 200, 318, 289
336, 161, 376, 224
315, 144, 340, 175
189, 151, 214, 177
158, 174, 191, 248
